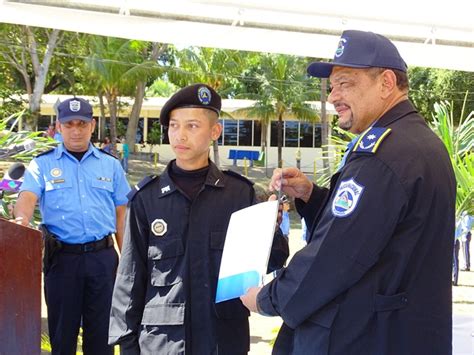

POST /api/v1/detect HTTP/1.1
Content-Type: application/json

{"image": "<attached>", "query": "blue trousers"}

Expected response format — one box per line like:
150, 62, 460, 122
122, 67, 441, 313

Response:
44, 246, 118, 355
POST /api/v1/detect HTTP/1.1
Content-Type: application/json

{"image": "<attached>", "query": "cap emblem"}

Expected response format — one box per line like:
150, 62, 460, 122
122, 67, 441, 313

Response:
335, 38, 347, 58
197, 86, 211, 105
69, 100, 81, 112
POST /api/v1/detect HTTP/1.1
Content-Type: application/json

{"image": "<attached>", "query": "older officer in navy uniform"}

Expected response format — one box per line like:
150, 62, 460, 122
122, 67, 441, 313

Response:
14, 97, 130, 354
241, 30, 456, 355
109, 84, 289, 354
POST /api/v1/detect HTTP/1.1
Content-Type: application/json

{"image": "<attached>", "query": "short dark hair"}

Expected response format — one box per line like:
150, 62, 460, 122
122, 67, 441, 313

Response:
368, 67, 409, 92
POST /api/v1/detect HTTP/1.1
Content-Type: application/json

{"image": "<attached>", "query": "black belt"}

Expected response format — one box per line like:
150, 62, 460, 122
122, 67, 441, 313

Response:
60, 235, 115, 254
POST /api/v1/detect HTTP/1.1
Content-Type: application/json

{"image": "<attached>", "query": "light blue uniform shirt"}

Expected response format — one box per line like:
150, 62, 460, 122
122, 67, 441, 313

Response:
21, 143, 130, 244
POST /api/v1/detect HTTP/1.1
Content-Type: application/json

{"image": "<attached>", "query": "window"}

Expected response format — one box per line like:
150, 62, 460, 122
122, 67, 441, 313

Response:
37, 115, 51, 132
314, 124, 322, 147
217, 119, 224, 145
223, 119, 238, 145
285, 121, 299, 147
238, 120, 252, 146
300, 122, 313, 147
162, 125, 169, 144
253, 121, 262, 147
136, 118, 145, 144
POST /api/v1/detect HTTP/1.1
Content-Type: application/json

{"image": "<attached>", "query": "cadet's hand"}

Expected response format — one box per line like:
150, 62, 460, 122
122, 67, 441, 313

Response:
240, 287, 262, 313
269, 167, 313, 203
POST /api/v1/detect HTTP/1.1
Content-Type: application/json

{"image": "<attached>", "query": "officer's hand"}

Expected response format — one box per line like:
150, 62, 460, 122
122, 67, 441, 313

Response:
269, 167, 313, 203
240, 287, 261, 313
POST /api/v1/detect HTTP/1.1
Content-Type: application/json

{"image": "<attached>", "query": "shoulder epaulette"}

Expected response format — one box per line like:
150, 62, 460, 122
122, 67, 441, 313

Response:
36, 148, 55, 158
99, 148, 119, 159
127, 175, 159, 201
223, 170, 254, 186
352, 127, 392, 154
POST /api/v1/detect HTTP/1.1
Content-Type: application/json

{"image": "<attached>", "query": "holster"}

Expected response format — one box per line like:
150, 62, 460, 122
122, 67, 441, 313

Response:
40, 224, 62, 274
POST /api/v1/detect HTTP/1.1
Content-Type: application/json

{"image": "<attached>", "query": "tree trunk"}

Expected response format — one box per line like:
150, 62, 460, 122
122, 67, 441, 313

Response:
320, 78, 329, 173
260, 120, 268, 151
98, 93, 107, 142
27, 28, 60, 130
277, 114, 283, 168
126, 81, 146, 153
106, 92, 118, 156
125, 42, 166, 153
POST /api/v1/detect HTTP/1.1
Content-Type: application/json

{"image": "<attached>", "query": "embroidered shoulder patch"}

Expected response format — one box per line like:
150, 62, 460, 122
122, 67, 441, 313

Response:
331, 178, 364, 217
353, 127, 391, 154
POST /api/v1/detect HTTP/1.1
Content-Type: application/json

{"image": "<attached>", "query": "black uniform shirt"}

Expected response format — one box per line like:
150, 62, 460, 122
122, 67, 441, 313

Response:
110, 160, 289, 355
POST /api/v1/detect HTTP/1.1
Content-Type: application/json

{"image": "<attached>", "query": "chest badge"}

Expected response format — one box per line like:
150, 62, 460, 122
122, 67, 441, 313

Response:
151, 219, 168, 237
50, 168, 62, 177
332, 178, 364, 217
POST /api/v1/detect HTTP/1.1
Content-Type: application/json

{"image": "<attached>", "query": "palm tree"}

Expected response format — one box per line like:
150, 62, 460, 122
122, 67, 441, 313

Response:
86, 36, 160, 154
240, 54, 319, 168
430, 95, 474, 216
168, 47, 251, 167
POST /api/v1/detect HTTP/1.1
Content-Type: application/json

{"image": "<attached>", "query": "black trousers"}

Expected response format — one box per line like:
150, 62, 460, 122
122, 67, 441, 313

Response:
462, 232, 471, 269
453, 239, 460, 285
44, 246, 118, 355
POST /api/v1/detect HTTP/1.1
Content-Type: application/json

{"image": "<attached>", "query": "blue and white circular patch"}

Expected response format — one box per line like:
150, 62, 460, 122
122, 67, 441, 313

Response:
335, 38, 347, 58
331, 178, 364, 217
197, 86, 211, 105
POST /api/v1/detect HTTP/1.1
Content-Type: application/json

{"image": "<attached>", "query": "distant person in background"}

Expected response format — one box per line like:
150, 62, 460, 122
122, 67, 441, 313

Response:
280, 200, 291, 239
453, 216, 463, 286
102, 137, 112, 154
45, 123, 56, 138
120, 137, 129, 174
459, 211, 473, 271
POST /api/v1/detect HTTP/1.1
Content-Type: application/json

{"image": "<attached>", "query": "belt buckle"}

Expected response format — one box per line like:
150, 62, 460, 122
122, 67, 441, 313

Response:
83, 243, 95, 253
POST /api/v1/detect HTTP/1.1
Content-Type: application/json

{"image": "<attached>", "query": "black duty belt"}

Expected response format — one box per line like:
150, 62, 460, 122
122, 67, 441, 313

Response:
60, 235, 115, 254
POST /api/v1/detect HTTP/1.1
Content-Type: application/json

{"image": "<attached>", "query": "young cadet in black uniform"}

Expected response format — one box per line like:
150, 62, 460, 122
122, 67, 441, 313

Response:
241, 30, 456, 355
109, 84, 289, 354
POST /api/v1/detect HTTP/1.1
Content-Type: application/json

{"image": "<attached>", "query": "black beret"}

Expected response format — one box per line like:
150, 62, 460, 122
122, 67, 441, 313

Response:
160, 84, 221, 126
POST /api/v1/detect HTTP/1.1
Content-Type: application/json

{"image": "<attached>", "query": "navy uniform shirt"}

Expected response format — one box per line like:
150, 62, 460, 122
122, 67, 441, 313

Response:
21, 143, 130, 244
257, 100, 456, 355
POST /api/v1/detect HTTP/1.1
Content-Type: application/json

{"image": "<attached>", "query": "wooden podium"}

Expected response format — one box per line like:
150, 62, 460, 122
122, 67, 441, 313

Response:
0, 218, 42, 354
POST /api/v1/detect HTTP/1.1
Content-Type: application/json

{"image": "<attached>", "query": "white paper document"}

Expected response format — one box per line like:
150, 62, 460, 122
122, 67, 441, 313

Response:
215, 200, 279, 303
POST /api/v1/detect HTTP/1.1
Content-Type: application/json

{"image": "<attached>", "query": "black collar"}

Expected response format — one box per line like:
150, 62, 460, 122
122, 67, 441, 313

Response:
157, 160, 225, 198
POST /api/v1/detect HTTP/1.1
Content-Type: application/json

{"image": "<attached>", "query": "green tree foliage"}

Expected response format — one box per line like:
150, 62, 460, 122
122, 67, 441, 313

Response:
0, 24, 62, 128
167, 47, 254, 166
239, 54, 319, 168
409, 68, 474, 124
430, 95, 474, 216
86, 36, 161, 154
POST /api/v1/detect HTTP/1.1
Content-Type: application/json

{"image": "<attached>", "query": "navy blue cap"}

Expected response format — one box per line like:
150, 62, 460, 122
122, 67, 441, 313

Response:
57, 97, 93, 123
307, 30, 407, 78
160, 84, 221, 126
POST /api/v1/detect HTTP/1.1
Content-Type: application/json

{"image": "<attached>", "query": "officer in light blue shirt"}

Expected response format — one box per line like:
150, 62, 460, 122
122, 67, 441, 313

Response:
14, 97, 130, 355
